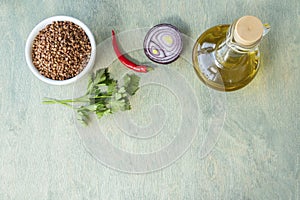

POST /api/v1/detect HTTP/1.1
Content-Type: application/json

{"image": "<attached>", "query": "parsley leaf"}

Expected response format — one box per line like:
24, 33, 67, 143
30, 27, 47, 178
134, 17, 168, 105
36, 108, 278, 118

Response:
42, 68, 140, 126
123, 74, 141, 95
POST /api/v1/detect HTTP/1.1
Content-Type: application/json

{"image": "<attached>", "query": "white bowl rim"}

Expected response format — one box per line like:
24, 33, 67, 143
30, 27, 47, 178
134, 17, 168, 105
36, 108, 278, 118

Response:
25, 15, 96, 85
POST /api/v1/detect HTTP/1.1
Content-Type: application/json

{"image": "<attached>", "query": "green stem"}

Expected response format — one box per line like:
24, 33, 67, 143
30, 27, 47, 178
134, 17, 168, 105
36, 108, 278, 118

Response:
93, 95, 112, 98
42, 98, 74, 109
42, 95, 91, 111
43, 95, 90, 104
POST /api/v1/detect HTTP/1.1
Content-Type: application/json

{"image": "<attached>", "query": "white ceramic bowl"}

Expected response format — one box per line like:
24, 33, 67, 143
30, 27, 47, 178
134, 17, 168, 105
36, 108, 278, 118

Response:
25, 16, 96, 85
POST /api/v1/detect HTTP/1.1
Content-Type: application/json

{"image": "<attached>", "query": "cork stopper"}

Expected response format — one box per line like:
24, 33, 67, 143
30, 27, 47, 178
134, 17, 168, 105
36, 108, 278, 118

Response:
233, 16, 263, 46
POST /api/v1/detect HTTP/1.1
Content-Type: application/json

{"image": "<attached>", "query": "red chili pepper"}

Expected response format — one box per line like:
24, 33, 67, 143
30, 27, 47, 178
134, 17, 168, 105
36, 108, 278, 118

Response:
112, 30, 149, 73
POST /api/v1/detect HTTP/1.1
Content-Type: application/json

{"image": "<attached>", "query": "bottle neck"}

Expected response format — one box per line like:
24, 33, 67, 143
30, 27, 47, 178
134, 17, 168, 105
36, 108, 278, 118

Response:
215, 22, 260, 69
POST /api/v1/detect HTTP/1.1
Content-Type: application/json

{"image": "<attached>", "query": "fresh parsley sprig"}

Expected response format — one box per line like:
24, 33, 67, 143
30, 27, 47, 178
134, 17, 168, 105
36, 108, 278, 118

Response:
43, 68, 140, 126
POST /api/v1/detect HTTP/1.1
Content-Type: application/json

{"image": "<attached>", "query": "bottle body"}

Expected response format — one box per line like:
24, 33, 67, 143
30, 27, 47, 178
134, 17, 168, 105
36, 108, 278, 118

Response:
192, 24, 261, 91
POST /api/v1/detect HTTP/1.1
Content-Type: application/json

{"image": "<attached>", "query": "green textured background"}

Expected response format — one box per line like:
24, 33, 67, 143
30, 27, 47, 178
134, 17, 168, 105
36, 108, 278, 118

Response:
0, 0, 299, 199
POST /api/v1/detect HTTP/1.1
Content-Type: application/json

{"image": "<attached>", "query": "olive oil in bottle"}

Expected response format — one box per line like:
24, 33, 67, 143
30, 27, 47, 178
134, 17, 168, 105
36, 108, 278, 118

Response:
192, 16, 270, 91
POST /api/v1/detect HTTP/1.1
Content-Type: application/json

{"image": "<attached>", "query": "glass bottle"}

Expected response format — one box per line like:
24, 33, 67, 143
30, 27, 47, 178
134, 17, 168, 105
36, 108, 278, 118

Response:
192, 16, 270, 91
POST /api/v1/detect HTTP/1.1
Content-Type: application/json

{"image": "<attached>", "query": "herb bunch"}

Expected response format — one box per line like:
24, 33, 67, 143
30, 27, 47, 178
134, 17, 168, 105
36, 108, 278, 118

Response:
43, 68, 140, 125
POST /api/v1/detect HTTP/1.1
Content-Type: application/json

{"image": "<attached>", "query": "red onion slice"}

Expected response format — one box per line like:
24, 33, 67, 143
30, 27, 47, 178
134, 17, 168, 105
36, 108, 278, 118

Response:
144, 24, 183, 64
